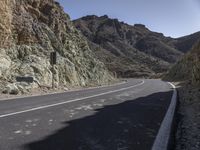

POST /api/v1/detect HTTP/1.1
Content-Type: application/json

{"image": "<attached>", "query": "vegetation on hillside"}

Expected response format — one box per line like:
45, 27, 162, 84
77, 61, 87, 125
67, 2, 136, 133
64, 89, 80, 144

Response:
164, 41, 200, 85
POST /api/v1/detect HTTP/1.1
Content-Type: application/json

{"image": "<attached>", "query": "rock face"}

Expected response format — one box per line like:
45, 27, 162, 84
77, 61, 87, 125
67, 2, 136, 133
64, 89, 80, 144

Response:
0, 0, 113, 94
164, 41, 200, 85
74, 15, 200, 77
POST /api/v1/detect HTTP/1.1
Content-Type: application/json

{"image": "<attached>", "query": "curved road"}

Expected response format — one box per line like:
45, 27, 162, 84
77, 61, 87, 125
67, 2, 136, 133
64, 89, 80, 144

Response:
0, 79, 174, 150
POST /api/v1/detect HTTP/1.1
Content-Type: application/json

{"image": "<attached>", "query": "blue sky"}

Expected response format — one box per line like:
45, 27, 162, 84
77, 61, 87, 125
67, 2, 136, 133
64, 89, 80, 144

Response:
58, 0, 200, 38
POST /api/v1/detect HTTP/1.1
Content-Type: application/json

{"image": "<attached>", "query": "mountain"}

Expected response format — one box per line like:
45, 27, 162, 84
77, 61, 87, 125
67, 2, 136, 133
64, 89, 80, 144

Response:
73, 15, 200, 77
170, 31, 200, 53
164, 41, 200, 85
0, 1, 113, 94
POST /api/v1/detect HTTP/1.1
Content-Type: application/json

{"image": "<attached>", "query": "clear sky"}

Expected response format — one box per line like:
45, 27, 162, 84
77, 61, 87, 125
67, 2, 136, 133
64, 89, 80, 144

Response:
58, 0, 200, 38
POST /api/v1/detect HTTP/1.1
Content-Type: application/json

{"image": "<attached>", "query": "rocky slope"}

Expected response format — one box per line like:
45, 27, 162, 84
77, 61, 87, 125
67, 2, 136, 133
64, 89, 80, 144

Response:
0, 0, 113, 94
74, 15, 200, 77
164, 41, 200, 150
164, 41, 200, 84
170, 31, 200, 53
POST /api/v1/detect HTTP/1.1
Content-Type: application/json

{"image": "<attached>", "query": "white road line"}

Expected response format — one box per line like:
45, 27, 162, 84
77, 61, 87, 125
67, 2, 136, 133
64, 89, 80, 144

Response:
0, 80, 144, 118
151, 82, 177, 150
0, 80, 127, 102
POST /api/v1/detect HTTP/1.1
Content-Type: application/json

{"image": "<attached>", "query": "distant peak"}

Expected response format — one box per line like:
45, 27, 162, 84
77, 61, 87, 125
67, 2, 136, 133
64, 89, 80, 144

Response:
100, 15, 109, 18
81, 15, 98, 20
81, 15, 109, 20
134, 24, 146, 28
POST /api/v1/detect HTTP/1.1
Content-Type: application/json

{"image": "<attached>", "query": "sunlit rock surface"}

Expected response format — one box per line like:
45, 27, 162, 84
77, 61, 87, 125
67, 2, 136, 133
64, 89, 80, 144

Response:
0, 0, 113, 94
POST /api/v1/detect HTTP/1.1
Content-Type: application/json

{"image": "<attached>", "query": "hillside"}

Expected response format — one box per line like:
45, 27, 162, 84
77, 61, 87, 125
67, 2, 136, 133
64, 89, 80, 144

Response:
74, 15, 200, 77
164, 41, 200, 150
0, 0, 113, 94
170, 31, 200, 53
164, 41, 200, 84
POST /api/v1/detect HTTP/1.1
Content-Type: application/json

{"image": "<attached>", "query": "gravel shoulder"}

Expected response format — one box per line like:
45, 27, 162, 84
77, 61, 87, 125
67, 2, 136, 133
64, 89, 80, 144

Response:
175, 82, 200, 150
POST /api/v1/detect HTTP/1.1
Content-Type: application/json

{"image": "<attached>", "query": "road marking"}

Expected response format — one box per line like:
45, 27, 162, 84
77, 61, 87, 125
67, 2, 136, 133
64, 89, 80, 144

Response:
0, 80, 144, 118
0, 80, 127, 102
151, 82, 177, 150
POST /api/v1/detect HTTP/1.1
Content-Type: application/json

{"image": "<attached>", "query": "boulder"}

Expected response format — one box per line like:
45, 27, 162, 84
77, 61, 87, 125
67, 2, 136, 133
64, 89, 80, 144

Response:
3, 83, 19, 95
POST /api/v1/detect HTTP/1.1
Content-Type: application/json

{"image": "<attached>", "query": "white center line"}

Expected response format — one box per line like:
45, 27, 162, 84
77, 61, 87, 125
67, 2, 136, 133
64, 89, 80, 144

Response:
0, 80, 145, 118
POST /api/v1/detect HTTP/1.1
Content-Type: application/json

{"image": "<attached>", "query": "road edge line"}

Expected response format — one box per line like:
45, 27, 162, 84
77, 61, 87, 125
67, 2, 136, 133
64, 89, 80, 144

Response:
151, 82, 177, 150
0, 80, 127, 102
0, 80, 144, 118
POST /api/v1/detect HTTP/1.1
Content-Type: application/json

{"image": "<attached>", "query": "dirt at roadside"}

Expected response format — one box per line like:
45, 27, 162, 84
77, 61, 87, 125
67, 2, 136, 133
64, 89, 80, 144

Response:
175, 82, 200, 150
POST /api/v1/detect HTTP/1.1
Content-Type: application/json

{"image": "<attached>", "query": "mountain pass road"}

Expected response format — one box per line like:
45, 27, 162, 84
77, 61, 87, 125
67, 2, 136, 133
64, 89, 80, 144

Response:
0, 79, 175, 150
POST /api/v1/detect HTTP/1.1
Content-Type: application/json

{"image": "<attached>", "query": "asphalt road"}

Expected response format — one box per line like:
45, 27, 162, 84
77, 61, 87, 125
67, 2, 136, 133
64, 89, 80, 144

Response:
0, 79, 174, 150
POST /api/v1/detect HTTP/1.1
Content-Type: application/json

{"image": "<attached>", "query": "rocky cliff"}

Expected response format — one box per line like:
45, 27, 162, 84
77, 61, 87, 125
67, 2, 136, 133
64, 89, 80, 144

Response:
0, 0, 113, 94
74, 15, 200, 77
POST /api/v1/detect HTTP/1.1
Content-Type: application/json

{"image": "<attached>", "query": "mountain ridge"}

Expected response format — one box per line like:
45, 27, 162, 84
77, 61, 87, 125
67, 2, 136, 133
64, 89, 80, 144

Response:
73, 15, 200, 77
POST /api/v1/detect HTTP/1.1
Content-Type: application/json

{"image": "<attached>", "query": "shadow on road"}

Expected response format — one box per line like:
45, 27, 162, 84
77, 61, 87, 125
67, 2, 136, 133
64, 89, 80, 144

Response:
25, 91, 173, 150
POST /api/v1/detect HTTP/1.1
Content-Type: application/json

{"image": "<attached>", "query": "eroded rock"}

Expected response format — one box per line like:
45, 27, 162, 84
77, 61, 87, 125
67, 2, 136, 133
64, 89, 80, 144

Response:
0, 0, 114, 94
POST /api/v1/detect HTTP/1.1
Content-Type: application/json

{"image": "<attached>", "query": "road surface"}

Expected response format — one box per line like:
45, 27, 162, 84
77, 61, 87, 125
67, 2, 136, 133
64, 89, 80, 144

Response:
0, 79, 174, 150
